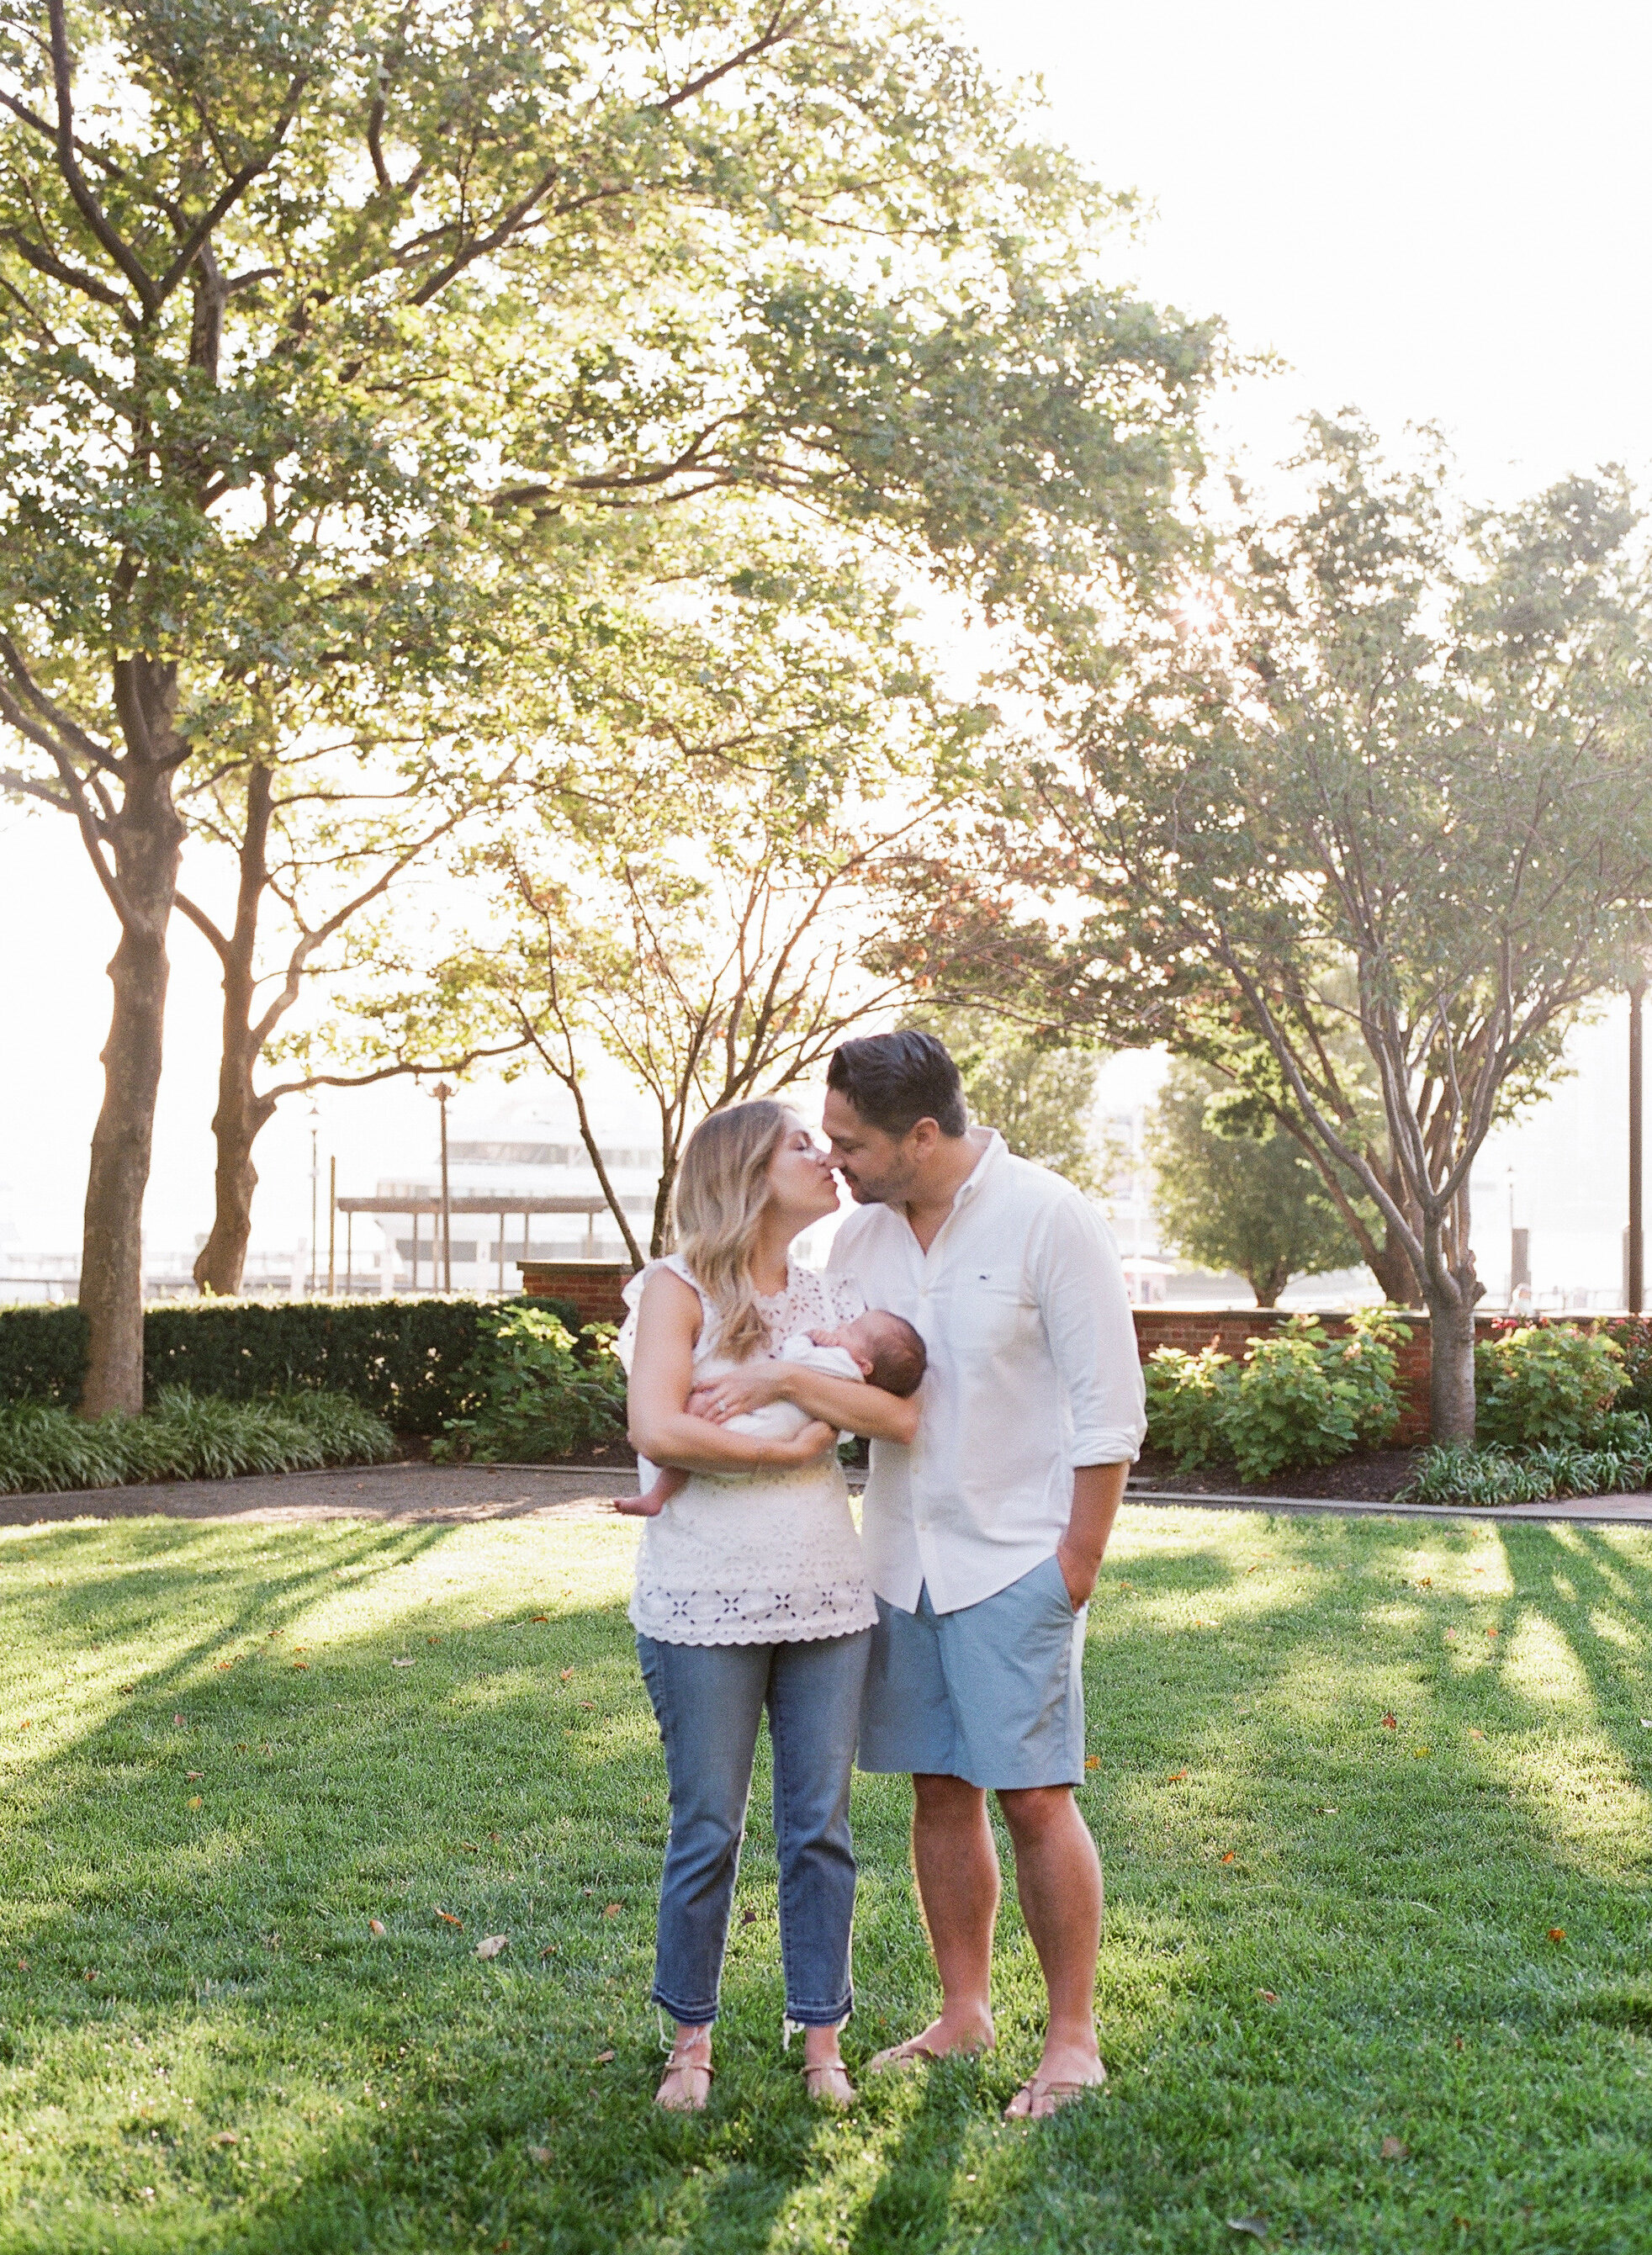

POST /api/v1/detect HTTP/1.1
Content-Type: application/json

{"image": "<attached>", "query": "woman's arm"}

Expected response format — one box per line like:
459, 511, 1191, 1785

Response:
692, 1359, 922, 1448
627, 1269, 839, 1473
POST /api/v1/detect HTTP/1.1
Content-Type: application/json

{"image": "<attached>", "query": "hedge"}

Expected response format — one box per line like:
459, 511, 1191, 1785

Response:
0, 1294, 586, 1434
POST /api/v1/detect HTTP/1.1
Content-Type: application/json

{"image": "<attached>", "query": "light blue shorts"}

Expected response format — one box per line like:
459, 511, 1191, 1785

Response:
858, 1552, 1088, 1792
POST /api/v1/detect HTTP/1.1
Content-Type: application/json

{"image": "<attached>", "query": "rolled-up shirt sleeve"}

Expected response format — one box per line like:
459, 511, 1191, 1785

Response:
1030, 1193, 1146, 1467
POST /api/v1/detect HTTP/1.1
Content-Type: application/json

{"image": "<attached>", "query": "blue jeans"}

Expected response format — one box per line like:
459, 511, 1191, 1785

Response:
635, 1628, 871, 2028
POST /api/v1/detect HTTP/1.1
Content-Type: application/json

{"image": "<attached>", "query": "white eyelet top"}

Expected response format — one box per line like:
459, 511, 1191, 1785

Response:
616, 1254, 876, 1646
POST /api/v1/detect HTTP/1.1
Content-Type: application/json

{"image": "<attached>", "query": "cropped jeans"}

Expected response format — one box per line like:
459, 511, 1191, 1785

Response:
635, 1628, 872, 2030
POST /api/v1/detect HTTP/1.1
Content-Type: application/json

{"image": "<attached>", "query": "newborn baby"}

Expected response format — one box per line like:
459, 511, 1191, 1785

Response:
616, 1309, 927, 1517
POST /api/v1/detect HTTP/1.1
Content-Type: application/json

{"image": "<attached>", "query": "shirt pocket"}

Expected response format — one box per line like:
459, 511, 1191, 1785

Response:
950, 1272, 1037, 1363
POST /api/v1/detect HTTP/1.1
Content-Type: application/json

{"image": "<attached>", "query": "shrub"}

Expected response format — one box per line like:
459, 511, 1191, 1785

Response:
0, 1304, 88, 1406
1146, 1308, 1412, 1485
0, 1293, 590, 1429
1143, 1344, 1231, 1468
432, 1307, 627, 1464
1474, 1324, 1628, 1449
0, 1388, 394, 1496
1597, 1315, 1652, 1419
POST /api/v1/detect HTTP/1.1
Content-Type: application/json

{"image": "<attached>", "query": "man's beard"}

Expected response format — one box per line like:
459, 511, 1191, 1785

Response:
840, 1162, 912, 1207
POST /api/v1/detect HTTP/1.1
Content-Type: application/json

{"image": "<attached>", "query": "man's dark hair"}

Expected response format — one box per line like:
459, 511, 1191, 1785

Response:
827, 1030, 966, 1138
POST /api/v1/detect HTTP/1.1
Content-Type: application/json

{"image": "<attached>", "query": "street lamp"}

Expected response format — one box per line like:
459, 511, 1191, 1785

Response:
432, 1082, 455, 1292
308, 1100, 320, 1297
1631, 979, 1645, 1315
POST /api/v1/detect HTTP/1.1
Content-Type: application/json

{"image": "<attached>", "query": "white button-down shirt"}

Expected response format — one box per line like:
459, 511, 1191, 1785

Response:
827, 1130, 1146, 1616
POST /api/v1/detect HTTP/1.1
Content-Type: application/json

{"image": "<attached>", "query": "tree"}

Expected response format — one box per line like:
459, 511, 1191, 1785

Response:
174, 733, 532, 1294
903, 1005, 1106, 1195
320, 511, 955, 1258
941, 421, 1652, 1439
1146, 1063, 1365, 1306
0, 0, 1217, 1411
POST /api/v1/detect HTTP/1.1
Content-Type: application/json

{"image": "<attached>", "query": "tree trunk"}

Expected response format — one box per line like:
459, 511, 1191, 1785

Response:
193, 1030, 275, 1294
79, 756, 185, 1416
1368, 1235, 1422, 1309
1427, 1292, 1479, 1446
1250, 1260, 1289, 1309
193, 768, 277, 1295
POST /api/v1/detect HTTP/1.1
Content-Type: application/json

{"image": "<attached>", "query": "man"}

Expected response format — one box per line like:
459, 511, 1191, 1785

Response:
824, 1029, 1145, 2118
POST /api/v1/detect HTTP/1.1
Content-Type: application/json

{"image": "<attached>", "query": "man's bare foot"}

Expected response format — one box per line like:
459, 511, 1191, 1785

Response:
866, 2011, 995, 2074
1003, 2040, 1105, 2120
613, 1493, 664, 1518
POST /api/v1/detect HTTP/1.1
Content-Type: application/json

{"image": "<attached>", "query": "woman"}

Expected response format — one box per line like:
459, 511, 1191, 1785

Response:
621, 1100, 921, 2110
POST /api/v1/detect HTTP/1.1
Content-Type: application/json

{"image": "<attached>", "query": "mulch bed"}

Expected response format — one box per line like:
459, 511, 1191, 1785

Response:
1129, 1447, 1422, 1504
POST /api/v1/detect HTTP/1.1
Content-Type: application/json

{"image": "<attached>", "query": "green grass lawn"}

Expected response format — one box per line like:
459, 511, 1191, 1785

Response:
3, 1503, 1651, 2254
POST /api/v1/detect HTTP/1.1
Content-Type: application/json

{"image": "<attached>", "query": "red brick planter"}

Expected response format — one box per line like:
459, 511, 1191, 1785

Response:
517, 1261, 634, 1326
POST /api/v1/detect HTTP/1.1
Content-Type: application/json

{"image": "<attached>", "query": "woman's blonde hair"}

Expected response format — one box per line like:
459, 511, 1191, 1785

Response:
670, 1100, 792, 1363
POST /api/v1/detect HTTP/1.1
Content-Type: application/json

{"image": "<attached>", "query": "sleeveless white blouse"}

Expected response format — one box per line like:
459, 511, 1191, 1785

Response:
616, 1254, 876, 1646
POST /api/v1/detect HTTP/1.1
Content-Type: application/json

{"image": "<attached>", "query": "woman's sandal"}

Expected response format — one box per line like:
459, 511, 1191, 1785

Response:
656, 2042, 714, 2112
1003, 2067, 1106, 2120
802, 2060, 856, 2108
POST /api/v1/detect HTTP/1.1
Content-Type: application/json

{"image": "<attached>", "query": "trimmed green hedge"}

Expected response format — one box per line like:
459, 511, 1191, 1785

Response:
0, 1294, 586, 1434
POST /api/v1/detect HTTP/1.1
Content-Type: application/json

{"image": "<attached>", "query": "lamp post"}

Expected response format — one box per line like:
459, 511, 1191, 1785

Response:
1631, 981, 1645, 1315
433, 1082, 455, 1292
308, 1100, 320, 1297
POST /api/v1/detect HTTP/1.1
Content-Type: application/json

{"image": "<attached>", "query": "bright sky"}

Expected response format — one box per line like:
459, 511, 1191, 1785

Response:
4, 0, 1648, 1269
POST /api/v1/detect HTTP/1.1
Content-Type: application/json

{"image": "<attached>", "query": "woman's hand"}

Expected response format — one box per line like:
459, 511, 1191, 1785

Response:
765, 1418, 839, 1467
695, 1363, 793, 1422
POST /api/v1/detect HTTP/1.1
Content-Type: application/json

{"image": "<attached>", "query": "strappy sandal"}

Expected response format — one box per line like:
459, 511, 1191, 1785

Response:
1003, 2064, 1106, 2120
655, 2041, 713, 2111
802, 2059, 855, 2108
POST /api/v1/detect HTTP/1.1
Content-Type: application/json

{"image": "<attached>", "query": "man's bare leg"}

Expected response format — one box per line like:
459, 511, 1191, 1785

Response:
996, 1784, 1104, 2116
868, 1771, 998, 2069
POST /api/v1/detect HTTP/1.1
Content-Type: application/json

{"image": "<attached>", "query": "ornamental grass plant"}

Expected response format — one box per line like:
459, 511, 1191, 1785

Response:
0, 1390, 393, 1496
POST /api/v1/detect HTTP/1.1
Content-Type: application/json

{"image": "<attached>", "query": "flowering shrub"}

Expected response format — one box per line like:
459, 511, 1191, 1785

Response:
1145, 1308, 1411, 1485
1473, 1324, 1627, 1449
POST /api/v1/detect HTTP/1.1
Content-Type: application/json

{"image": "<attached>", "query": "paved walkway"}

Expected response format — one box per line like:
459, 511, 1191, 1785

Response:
6, 1461, 1652, 1532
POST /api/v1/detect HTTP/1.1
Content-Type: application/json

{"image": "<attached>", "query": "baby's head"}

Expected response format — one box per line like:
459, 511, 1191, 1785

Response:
823, 1310, 928, 1398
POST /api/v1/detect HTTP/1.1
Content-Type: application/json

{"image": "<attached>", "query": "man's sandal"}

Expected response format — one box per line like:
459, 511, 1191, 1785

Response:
1003, 2066, 1106, 2120
655, 2043, 713, 2111
802, 2061, 856, 2107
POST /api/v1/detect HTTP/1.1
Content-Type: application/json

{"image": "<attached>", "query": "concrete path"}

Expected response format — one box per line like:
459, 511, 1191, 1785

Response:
5, 1460, 1652, 1532
0, 1460, 638, 1528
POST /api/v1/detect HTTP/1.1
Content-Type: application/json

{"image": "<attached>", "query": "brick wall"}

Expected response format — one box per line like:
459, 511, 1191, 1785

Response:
1132, 1308, 1508, 1445
517, 1261, 633, 1326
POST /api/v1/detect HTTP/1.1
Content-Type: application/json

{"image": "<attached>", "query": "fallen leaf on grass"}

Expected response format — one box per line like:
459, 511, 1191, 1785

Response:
532, 1615, 549, 1624
539, 1944, 558, 1958
592, 2049, 615, 2066
1485, 1627, 1499, 1639
188, 1795, 203, 1809
1548, 1927, 1567, 1944
1469, 1728, 1485, 1740
461, 1841, 480, 1854
436, 1910, 463, 1929
392, 1657, 415, 1669
1166, 1769, 1189, 1782
1412, 1747, 1432, 1759
1381, 1714, 1397, 1728
475, 1935, 509, 1960
1226, 2222, 1268, 2243
528, 2146, 551, 2165
1084, 1755, 1100, 1771
291, 1662, 310, 1672
118, 1685, 135, 1695
1221, 1852, 1236, 1864
186, 1771, 202, 1781
578, 1701, 596, 1711
369, 1919, 386, 1937
427, 1635, 442, 1645
1256, 1989, 1277, 2004
172, 1713, 184, 1727
559, 1668, 574, 1681
210, 2131, 240, 2147
1380, 2136, 1408, 2161
603, 1903, 622, 1918
16, 1957, 28, 1972
216, 1660, 234, 1670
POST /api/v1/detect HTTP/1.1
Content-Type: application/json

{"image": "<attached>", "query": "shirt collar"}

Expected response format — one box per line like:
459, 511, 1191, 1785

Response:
950, 1128, 1005, 1208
